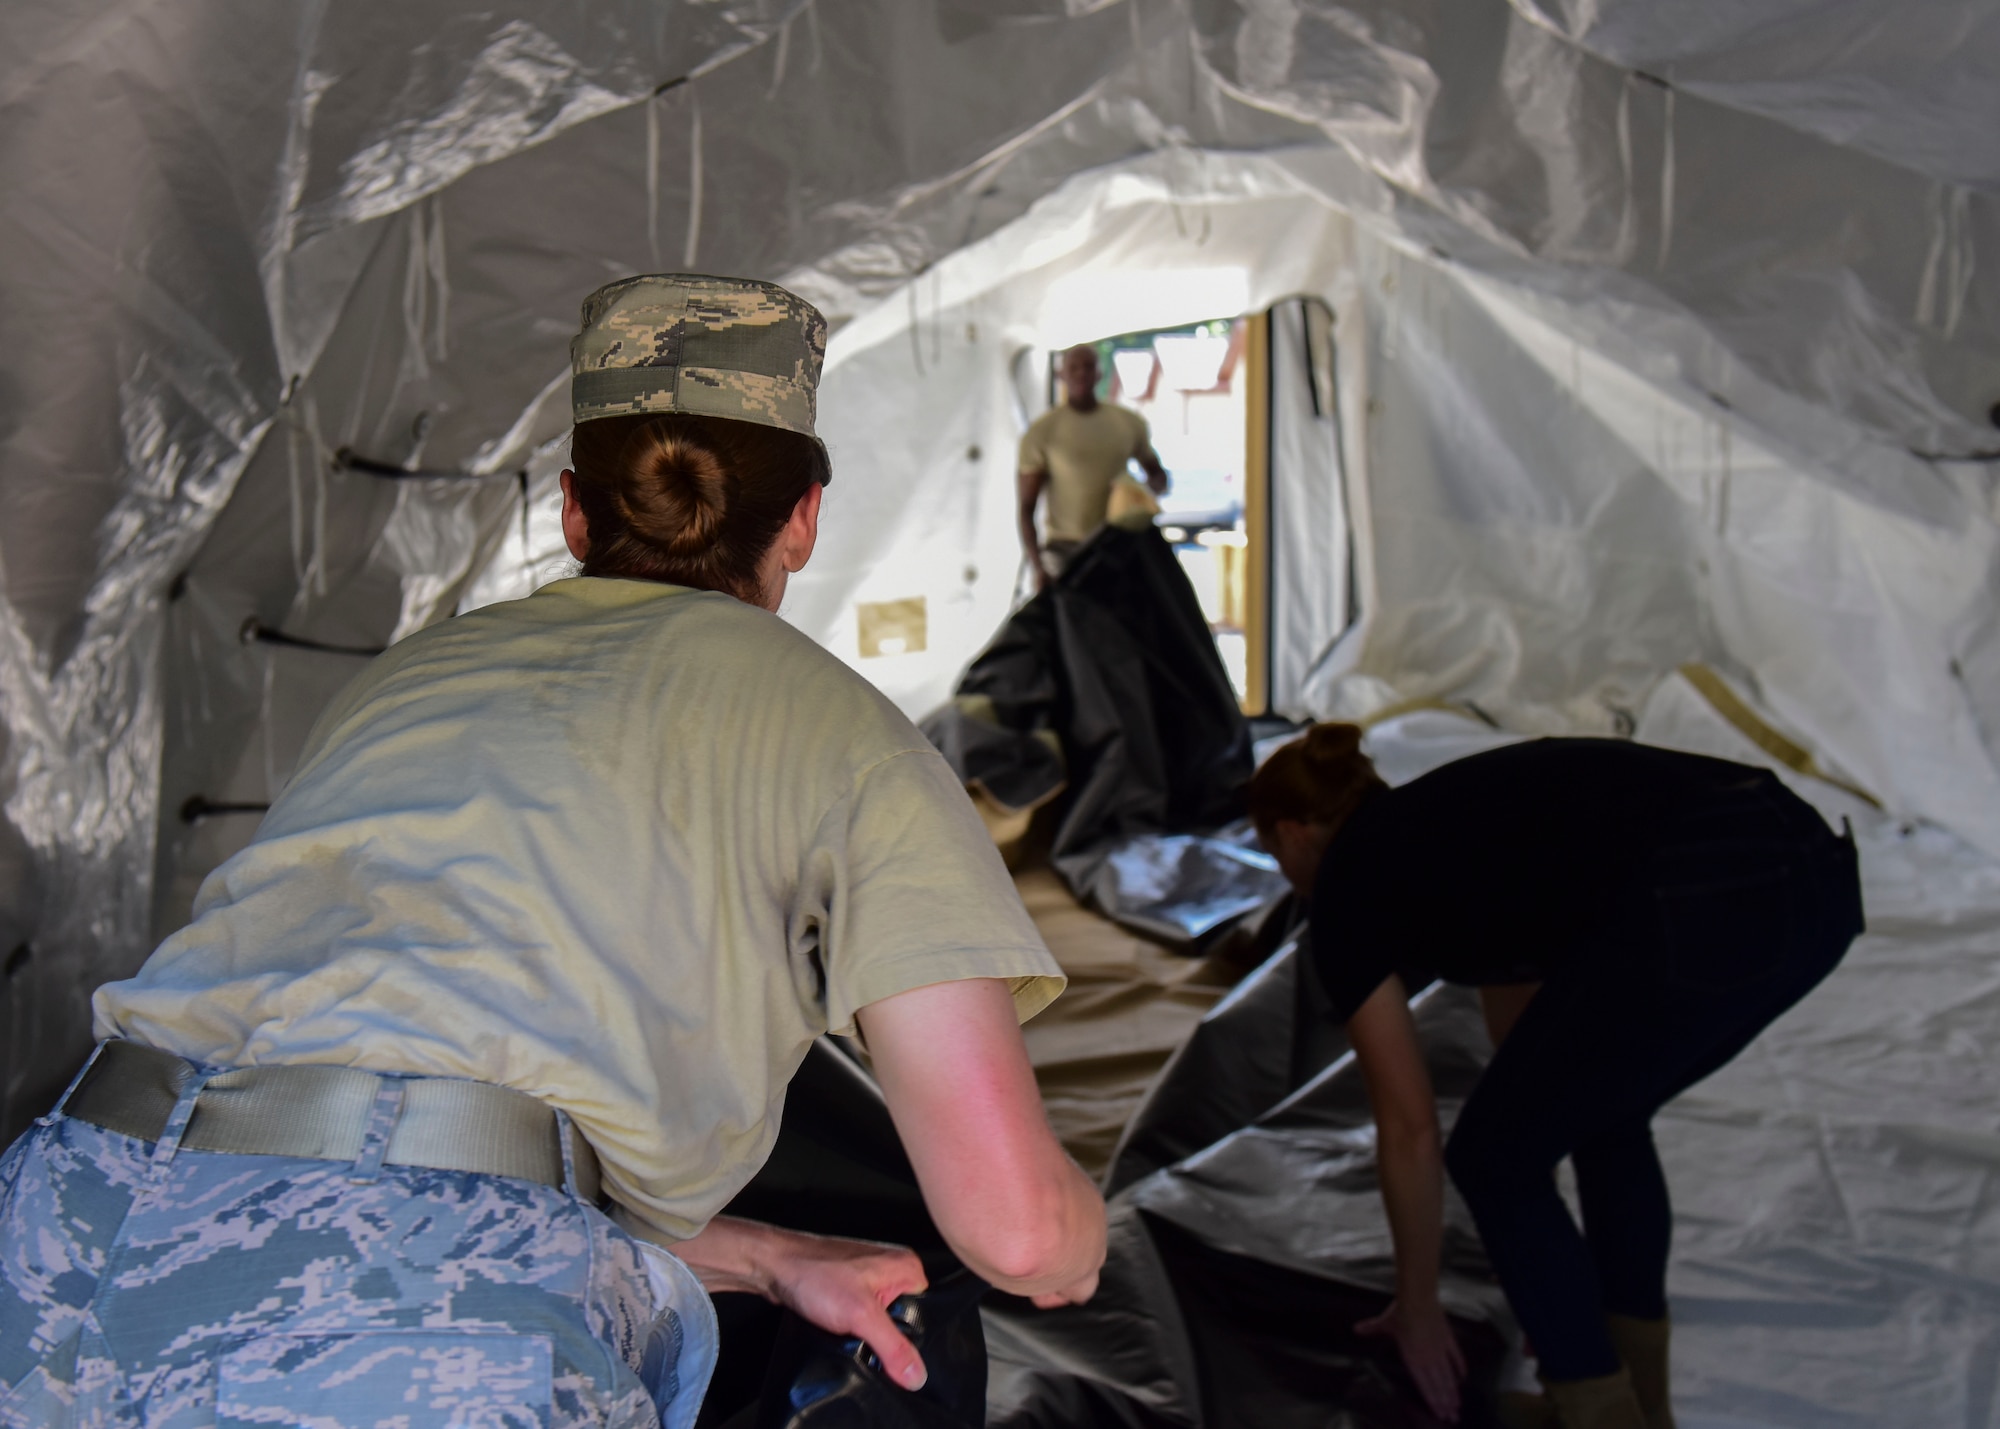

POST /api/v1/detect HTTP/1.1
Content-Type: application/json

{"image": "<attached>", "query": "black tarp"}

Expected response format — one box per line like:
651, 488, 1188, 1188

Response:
921, 525, 1282, 945
700, 1041, 993, 1429
956, 522, 1251, 857
988, 944, 1513, 1429
712, 951, 1515, 1429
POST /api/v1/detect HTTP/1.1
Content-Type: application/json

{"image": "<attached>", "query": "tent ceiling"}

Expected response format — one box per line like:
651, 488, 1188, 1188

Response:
1510, 0, 2000, 191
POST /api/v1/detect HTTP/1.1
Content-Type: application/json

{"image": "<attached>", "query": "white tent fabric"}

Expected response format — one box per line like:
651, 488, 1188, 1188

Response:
4, 3, 2000, 1418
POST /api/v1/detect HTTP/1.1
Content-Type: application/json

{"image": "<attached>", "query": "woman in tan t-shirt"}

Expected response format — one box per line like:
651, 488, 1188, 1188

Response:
3, 276, 1105, 1429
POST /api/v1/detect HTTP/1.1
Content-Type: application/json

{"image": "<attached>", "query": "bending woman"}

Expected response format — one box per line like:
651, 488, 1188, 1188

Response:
1251, 726, 1863, 1429
1, 276, 1104, 1429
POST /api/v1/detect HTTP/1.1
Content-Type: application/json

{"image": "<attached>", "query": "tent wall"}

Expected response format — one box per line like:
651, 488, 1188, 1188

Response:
771, 167, 1370, 719
1304, 237, 2000, 854
1307, 238, 1714, 732
1268, 296, 1353, 718
765, 154, 2000, 862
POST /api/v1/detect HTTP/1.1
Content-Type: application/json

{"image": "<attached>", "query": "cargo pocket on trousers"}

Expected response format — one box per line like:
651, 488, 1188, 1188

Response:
1654, 863, 1796, 992
2, 1332, 107, 1429
629, 1236, 717, 1429
216, 1331, 553, 1428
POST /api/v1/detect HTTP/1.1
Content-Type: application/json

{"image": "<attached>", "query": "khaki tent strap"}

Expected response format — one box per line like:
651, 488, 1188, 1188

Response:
1354, 696, 1479, 730
1678, 664, 1881, 809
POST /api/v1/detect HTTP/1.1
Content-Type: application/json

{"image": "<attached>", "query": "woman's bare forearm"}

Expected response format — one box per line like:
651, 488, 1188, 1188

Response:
859, 978, 1107, 1299
669, 1214, 795, 1296
963, 1153, 1105, 1297
1375, 1121, 1446, 1306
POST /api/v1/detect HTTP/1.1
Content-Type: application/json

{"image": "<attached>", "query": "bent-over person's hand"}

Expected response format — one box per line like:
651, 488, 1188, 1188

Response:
1356, 1295, 1467, 1423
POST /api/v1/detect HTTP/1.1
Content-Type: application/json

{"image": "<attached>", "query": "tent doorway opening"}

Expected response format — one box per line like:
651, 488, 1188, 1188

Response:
1049, 314, 1263, 708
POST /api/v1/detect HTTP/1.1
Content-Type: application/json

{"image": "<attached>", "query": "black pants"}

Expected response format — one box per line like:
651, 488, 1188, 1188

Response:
1442, 778, 1864, 1381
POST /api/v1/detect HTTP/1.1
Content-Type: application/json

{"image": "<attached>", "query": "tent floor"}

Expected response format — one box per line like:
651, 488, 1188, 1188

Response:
1010, 865, 1237, 1178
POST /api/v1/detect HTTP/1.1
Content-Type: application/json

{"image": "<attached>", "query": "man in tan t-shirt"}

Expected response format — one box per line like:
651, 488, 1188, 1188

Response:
1018, 344, 1169, 590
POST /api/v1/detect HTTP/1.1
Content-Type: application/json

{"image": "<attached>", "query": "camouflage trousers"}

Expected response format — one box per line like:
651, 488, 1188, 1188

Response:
0, 1079, 717, 1429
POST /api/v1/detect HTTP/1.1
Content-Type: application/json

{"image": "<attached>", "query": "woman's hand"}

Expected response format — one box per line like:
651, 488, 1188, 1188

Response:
1357, 1296, 1467, 1423
763, 1232, 932, 1392
667, 1216, 931, 1391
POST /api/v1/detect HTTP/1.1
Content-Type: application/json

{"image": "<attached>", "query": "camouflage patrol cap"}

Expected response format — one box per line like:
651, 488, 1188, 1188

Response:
570, 273, 829, 453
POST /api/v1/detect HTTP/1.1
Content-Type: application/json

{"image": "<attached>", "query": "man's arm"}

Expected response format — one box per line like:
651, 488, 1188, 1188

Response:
1017, 465, 1051, 592
1131, 415, 1168, 495
1136, 446, 1169, 496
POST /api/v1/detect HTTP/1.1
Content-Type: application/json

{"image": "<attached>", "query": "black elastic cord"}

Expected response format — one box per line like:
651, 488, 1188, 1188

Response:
1907, 447, 2000, 463
181, 796, 271, 825
240, 616, 386, 658
334, 447, 522, 482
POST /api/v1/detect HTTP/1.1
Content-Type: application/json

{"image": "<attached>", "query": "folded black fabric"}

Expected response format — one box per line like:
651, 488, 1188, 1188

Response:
933, 524, 1256, 936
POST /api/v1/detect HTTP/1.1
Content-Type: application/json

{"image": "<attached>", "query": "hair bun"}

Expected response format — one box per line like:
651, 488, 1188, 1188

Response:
1302, 722, 1365, 766
566, 412, 829, 604
620, 428, 731, 558
1246, 720, 1383, 834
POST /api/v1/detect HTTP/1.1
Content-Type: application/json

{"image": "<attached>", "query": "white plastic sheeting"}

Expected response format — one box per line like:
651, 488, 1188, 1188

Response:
1509, 0, 2000, 192
780, 157, 1377, 717
1631, 684, 2000, 1428
2, 20, 1999, 1410
1302, 233, 2000, 858
757, 151, 2000, 859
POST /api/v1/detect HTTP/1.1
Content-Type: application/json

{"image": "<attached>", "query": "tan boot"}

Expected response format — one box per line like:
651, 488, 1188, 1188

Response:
1543, 1367, 1649, 1429
1606, 1315, 1675, 1429
1496, 1388, 1560, 1428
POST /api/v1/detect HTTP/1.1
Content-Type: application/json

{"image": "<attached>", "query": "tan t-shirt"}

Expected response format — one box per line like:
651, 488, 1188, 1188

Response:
1018, 402, 1156, 543
95, 578, 1063, 1240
